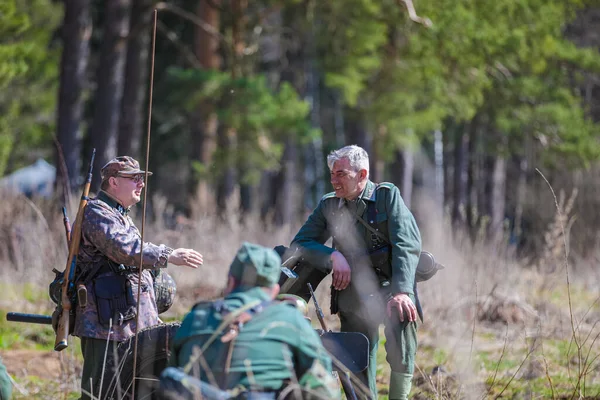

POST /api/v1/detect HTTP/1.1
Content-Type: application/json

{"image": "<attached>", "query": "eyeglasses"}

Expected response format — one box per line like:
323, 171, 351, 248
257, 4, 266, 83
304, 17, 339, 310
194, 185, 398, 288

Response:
118, 174, 145, 184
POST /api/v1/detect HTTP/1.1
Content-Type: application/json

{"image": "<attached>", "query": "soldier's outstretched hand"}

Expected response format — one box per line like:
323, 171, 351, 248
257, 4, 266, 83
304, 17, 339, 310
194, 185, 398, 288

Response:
168, 248, 204, 268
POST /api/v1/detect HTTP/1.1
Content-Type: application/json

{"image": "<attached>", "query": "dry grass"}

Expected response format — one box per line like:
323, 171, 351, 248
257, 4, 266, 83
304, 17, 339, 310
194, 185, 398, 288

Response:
0, 188, 600, 399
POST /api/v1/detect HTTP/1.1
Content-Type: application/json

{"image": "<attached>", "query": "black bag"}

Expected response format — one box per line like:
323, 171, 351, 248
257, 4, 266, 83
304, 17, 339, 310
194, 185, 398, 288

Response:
275, 245, 328, 303
93, 274, 137, 327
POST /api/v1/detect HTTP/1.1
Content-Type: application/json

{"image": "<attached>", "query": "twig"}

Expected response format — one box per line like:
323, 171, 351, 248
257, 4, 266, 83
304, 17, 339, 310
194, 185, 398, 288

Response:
191, 345, 218, 387
482, 324, 509, 400
414, 362, 439, 397
396, 0, 433, 27
97, 319, 113, 400
540, 340, 556, 400
494, 342, 535, 399
156, 20, 202, 69
155, 2, 227, 44
536, 168, 581, 397
456, 279, 478, 399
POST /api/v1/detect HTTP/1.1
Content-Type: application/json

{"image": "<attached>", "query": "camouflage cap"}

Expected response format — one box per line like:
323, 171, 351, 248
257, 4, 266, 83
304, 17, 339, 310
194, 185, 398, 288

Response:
228, 242, 282, 288
101, 156, 153, 181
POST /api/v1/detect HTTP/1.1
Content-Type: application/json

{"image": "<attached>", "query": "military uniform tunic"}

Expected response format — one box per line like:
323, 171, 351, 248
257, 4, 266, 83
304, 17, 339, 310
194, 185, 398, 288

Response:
74, 191, 172, 341
170, 287, 339, 397
291, 180, 422, 398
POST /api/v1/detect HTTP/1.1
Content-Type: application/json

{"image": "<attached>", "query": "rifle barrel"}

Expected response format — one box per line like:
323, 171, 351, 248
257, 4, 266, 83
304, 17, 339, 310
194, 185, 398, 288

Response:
308, 283, 328, 331
62, 206, 72, 245
7, 312, 52, 325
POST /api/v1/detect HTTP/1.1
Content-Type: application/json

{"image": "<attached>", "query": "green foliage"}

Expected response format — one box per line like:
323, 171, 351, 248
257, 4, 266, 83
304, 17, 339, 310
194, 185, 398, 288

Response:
336, 0, 600, 164
316, 1, 388, 106
162, 67, 318, 185
0, 0, 61, 176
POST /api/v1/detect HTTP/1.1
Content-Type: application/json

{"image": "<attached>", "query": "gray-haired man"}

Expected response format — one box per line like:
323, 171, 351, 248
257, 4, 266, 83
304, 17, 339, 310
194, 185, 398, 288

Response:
291, 145, 422, 399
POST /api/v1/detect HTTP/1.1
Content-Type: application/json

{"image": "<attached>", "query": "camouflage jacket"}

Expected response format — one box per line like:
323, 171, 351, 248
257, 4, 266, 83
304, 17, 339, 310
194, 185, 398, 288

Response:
170, 287, 340, 398
73, 191, 173, 342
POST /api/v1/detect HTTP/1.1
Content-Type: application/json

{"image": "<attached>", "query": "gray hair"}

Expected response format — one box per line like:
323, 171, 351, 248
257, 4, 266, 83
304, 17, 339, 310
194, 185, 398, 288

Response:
327, 145, 370, 174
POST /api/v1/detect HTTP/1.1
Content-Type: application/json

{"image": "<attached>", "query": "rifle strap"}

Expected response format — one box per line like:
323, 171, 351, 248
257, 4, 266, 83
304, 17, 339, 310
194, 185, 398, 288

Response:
182, 299, 272, 375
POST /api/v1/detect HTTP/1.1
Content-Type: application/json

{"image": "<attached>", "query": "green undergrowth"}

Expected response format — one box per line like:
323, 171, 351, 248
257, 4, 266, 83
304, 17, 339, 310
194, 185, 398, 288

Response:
409, 328, 600, 399
11, 375, 79, 400
0, 310, 55, 351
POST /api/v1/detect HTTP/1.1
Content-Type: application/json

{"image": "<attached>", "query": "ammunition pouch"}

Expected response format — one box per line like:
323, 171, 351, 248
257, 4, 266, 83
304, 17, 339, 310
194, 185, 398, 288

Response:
93, 274, 137, 328
368, 245, 392, 288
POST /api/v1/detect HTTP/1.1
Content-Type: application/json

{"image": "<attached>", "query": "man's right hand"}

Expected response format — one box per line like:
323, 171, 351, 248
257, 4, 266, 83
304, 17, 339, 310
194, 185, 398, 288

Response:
168, 248, 203, 269
330, 251, 351, 290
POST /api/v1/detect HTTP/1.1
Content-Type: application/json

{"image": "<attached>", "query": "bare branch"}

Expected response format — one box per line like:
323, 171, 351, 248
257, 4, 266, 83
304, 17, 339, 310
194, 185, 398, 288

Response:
155, 2, 227, 44
396, 0, 432, 27
156, 20, 202, 68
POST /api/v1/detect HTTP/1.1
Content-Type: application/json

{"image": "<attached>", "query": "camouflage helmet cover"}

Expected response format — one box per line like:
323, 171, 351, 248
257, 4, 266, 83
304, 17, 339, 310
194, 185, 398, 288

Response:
276, 293, 309, 316
153, 270, 177, 314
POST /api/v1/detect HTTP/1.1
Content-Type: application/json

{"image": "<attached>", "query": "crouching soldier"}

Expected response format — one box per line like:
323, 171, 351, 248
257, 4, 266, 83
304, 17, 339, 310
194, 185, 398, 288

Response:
162, 242, 340, 400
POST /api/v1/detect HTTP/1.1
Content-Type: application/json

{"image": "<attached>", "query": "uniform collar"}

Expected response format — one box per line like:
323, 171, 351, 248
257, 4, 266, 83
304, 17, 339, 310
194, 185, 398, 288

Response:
97, 190, 130, 216
337, 180, 377, 209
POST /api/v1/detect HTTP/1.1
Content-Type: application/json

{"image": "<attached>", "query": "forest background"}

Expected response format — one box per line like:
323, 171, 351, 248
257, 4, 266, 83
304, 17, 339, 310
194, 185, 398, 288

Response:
3, 0, 600, 398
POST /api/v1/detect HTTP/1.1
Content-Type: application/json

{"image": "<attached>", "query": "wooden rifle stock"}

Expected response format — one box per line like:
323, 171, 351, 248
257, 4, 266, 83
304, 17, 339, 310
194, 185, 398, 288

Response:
54, 149, 95, 351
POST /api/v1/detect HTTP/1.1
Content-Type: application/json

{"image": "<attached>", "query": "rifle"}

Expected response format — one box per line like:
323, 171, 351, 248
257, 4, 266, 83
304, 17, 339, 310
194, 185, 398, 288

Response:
307, 282, 329, 332
159, 367, 233, 400
62, 206, 71, 247
54, 149, 95, 351
7, 312, 52, 325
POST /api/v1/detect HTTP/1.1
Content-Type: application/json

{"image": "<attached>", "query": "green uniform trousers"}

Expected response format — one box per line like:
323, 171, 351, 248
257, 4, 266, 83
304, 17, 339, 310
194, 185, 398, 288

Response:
79, 337, 118, 400
339, 307, 417, 399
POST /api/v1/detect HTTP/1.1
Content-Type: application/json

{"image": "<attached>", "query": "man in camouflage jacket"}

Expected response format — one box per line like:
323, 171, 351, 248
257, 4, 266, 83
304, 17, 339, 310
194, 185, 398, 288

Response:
74, 156, 204, 400
291, 145, 422, 400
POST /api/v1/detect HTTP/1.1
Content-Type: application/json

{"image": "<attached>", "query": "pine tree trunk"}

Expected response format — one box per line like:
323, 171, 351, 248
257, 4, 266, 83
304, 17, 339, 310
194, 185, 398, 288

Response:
190, 0, 220, 216
264, 7, 300, 226
434, 129, 445, 213
370, 125, 386, 183
55, 0, 91, 200
466, 117, 479, 239
117, 0, 152, 159
90, 0, 132, 190
451, 127, 468, 227
392, 149, 414, 209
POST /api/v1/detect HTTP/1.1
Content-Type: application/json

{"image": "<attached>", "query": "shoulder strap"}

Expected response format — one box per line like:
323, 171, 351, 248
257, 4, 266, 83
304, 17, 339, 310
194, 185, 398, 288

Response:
355, 213, 390, 245
354, 184, 391, 245
182, 299, 271, 375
